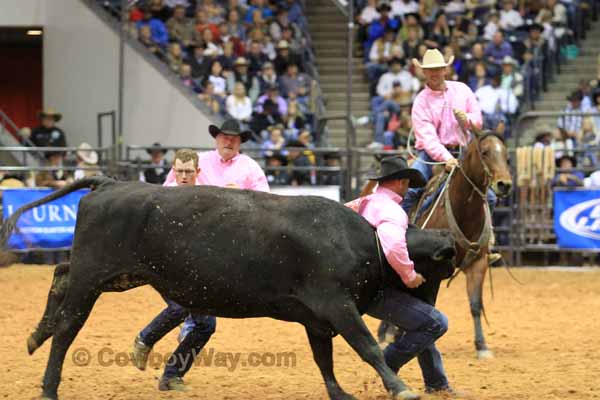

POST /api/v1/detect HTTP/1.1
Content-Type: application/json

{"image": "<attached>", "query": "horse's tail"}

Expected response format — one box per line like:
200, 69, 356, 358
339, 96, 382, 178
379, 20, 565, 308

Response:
0, 176, 115, 249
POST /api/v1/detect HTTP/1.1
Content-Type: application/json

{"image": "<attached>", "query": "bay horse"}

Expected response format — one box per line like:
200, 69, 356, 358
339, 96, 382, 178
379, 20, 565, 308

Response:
413, 123, 513, 358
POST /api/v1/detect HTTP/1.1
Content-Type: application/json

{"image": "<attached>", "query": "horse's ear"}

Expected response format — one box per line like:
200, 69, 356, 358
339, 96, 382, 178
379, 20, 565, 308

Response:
495, 121, 506, 137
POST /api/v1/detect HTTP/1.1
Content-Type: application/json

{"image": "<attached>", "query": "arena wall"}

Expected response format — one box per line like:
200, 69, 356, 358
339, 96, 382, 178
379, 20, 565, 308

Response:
1, 0, 215, 149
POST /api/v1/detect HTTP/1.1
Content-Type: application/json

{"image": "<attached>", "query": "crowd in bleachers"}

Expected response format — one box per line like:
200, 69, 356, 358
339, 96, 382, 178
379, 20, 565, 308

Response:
355, 0, 591, 149
96, 0, 342, 186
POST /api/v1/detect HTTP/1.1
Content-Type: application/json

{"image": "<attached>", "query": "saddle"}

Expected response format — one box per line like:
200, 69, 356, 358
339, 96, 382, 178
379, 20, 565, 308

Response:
409, 167, 449, 224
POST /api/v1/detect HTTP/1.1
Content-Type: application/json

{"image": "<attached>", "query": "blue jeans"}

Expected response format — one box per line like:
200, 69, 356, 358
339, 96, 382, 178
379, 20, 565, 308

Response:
367, 288, 449, 389
139, 297, 188, 347
164, 314, 217, 379
402, 151, 497, 216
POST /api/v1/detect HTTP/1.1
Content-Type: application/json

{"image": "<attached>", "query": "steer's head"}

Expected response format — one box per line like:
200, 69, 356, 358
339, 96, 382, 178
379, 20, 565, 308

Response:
405, 227, 456, 281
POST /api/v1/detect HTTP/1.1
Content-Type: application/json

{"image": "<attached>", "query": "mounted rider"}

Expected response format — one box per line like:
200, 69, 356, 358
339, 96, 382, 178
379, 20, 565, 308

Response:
404, 49, 501, 265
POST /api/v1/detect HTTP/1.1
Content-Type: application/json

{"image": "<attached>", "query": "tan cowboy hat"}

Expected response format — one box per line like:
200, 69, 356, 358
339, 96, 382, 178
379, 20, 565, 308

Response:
38, 107, 62, 122
76, 142, 99, 165
412, 49, 454, 69
276, 40, 290, 49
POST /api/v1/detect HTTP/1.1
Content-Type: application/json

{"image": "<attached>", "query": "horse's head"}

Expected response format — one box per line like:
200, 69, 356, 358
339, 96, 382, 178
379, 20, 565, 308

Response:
463, 125, 513, 198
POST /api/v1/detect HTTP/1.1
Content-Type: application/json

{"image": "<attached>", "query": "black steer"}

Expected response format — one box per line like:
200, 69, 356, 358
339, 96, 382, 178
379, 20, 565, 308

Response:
1, 177, 455, 400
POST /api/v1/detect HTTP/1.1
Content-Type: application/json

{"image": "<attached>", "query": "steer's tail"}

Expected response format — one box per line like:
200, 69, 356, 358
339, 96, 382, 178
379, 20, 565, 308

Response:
0, 176, 115, 249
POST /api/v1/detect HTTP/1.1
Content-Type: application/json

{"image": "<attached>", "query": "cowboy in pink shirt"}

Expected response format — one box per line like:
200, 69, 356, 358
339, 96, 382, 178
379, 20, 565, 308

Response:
402, 49, 489, 216
164, 119, 270, 192
348, 155, 453, 396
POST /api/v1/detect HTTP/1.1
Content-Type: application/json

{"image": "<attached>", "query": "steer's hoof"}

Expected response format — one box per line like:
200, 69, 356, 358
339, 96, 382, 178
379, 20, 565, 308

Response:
394, 389, 420, 400
158, 376, 188, 392
476, 349, 494, 359
27, 335, 39, 355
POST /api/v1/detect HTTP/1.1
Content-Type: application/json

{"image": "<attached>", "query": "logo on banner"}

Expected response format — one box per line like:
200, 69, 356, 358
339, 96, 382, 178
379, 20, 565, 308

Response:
559, 198, 600, 240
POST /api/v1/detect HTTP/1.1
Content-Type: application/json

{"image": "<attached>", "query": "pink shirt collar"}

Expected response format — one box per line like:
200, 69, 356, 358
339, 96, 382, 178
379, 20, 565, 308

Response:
375, 185, 403, 204
213, 150, 240, 164
422, 82, 448, 96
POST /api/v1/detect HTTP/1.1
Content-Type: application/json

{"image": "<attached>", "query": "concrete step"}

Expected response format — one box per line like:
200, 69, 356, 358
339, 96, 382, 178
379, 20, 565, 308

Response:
317, 57, 364, 67
321, 82, 370, 91
311, 31, 348, 40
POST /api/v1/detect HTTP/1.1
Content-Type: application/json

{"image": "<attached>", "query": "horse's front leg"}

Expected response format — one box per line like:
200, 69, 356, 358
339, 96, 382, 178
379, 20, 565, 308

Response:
465, 255, 493, 359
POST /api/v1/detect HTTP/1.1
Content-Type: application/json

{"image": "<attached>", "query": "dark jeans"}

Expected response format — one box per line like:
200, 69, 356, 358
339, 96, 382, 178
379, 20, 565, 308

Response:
139, 297, 188, 347
163, 315, 217, 379
367, 288, 449, 390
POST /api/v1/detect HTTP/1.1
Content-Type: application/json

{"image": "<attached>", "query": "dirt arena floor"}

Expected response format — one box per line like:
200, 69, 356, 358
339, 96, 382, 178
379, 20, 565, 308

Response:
1, 265, 599, 400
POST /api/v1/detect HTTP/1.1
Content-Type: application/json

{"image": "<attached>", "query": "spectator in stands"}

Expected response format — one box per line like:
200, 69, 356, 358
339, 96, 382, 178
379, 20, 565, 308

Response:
137, 7, 169, 47
138, 24, 164, 57
247, 41, 269, 75
552, 155, 583, 187
279, 63, 311, 100
500, 56, 523, 98
225, 8, 246, 40
391, 0, 420, 19
319, 152, 342, 186
200, 27, 223, 56
204, 0, 226, 24
74, 143, 101, 180
515, 23, 545, 63
281, 26, 302, 54
35, 152, 72, 189
367, 28, 403, 87
273, 40, 300, 76
256, 84, 288, 116
366, 4, 400, 53
578, 117, 599, 166
444, 0, 466, 16
149, 0, 171, 22
541, 0, 568, 39
476, 73, 518, 130
198, 80, 223, 114
226, 82, 253, 123
180, 63, 199, 92
261, 124, 287, 156
282, 100, 305, 139
142, 142, 170, 184
402, 26, 422, 61
385, 105, 413, 150
485, 31, 513, 66
186, 43, 211, 79
468, 62, 489, 92
167, 42, 185, 72
258, 61, 278, 93
244, 0, 274, 24
265, 152, 290, 185
397, 12, 422, 41
450, 14, 478, 50
373, 82, 413, 146
557, 90, 592, 140
376, 58, 420, 101
208, 60, 228, 98
578, 79, 594, 110
463, 42, 491, 81
444, 45, 463, 81
195, 9, 219, 44
269, 8, 291, 42
250, 99, 283, 139
226, 57, 260, 101
483, 10, 500, 41
499, 0, 524, 31
590, 92, 600, 132
217, 41, 237, 70
424, 11, 451, 49
357, 0, 380, 46
286, 140, 312, 186
466, 0, 494, 19
166, 4, 195, 47
30, 108, 67, 148
419, 0, 442, 23
553, 127, 575, 159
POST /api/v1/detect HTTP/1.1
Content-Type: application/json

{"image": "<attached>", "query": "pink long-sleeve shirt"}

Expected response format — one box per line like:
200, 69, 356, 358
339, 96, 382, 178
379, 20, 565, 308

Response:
412, 80, 483, 162
347, 186, 416, 284
164, 150, 270, 192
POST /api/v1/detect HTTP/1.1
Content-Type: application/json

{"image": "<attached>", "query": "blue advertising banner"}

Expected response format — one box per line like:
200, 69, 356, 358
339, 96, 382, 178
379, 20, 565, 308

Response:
2, 189, 89, 250
554, 189, 600, 249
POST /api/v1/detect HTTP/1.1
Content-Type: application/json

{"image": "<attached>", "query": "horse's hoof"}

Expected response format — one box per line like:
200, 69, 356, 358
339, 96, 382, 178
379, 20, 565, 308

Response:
394, 389, 420, 400
27, 335, 39, 355
477, 349, 494, 359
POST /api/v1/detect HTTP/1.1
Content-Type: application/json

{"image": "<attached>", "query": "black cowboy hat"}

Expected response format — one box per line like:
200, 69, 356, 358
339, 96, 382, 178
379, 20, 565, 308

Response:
366, 155, 426, 188
377, 3, 392, 12
146, 142, 167, 155
556, 154, 577, 168
38, 108, 62, 122
525, 22, 544, 32
208, 119, 252, 143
